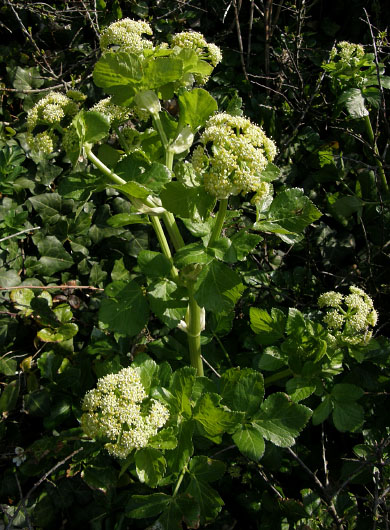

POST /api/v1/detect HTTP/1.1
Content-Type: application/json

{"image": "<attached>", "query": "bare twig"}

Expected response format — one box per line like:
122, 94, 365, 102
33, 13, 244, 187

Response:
232, 0, 249, 83
0, 85, 65, 94
0, 227, 41, 243
14, 473, 33, 530
5, 447, 84, 530
0, 285, 104, 292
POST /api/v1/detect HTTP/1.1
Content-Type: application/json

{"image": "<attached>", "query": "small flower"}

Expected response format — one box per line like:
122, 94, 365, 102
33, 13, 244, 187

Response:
91, 97, 132, 125
27, 131, 55, 155
27, 92, 78, 131
12, 447, 27, 467
318, 291, 344, 308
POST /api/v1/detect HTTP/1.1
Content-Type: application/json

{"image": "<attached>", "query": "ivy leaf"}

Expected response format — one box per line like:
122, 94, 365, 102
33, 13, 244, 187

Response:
220, 367, 264, 416
135, 448, 166, 488
338, 88, 369, 118
98, 280, 149, 336
253, 393, 312, 447
36, 236, 74, 275
178, 88, 218, 131
254, 188, 321, 235
194, 261, 245, 313
193, 393, 244, 443
232, 424, 265, 461
250, 307, 286, 345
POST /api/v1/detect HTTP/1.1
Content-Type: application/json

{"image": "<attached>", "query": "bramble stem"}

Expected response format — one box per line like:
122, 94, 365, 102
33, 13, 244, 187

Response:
208, 198, 228, 246
187, 285, 204, 376
364, 115, 389, 194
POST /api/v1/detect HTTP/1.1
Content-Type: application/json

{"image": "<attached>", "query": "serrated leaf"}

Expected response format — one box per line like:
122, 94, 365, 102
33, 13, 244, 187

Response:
312, 395, 333, 425
147, 280, 187, 328
178, 88, 218, 131
138, 250, 172, 278
135, 448, 166, 488
193, 393, 244, 443
148, 427, 178, 450
169, 366, 197, 418
99, 280, 149, 336
338, 88, 369, 118
230, 230, 262, 261
286, 377, 316, 402
220, 367, 264, 416
194, 261, 245, 313
233, 424, 265, 461
250, 307, 286, 345
331, 383, 364, 402
165, 420, 194, 474
126, 493, 171, 519
253, 392, 312, 447
332, 402, 364, 432
255, 188, 321, 235
174, 242, 214, 268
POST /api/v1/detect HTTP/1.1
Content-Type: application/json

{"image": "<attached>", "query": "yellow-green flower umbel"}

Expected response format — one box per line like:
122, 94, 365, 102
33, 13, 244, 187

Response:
81, 366, 169, 459
192, 112, 277, 199
318, 285, 378, 345
99, 18, 153, 54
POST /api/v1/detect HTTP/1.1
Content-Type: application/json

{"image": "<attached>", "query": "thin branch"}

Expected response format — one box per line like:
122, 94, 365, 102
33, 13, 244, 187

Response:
0, 227, 41, 243
14, 473, 33, 530
5, 447, 84, 530
232, 0, 249, 83
0, 85, 65, 94
0, 285, 104, 292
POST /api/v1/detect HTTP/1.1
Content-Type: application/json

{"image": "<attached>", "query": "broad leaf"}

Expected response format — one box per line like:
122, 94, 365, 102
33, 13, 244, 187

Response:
36, 236, 74, 274
332, 402, 364, 432
178, 88, 218, 131
312, 395, 333, 425
253, 392, 312, 447
99, 280, 149, 336
338, 88, 369, 118
250, 307, 286, 345
220, 368, 264, 416
193, 393, 244, 443
165, 420, 194, 474
126, 493, 171, 519
194, 261, 245, 313
135, 448, 166, 488
233, 424, 265, 461
148, 280, 187, 328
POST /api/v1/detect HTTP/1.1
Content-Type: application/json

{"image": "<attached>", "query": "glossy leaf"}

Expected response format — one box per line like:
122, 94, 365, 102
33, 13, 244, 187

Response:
233, 424, 265, 461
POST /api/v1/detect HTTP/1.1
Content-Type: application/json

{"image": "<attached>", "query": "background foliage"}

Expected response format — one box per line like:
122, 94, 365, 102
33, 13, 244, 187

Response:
1, 1, 390, 529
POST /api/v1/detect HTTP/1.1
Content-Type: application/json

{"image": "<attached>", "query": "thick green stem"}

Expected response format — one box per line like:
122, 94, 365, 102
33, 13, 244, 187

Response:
187, 285, 204, 376
153, 114, 169, 149
208, 198, 228, 246
84, 145, 126, 186
264, 368, 293, 387
172, 464, 188, 498
162, 211, 185, 251
364, 115, 389, 194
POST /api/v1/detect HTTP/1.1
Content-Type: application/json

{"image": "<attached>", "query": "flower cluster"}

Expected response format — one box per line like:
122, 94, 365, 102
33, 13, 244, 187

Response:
329, 41, 365, 66
27, 131, 55, 156
100, 18, 153, 54
318, 286, 378, 345
192, 112, 277, 199
172, 31, 222, 84
81, 366, 169, 459
91, 97, 132, 125
326, 41, 369, 88
27, 92, 78, 131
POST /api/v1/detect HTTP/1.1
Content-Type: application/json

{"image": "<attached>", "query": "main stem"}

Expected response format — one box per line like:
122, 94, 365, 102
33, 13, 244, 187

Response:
208, 198, 228, 246
364, 115, 389, 194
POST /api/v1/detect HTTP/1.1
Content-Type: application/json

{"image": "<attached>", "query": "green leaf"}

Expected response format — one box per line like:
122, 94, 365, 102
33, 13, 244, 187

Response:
99, 280, 149, 336
107, 213, 150, 227
255, 346, 286, 371
169, 366, 197, 418
0, 357, 17, 376
253, 393, 312, 447
93, 51, 143, 103
286, 377, 316, 402
174, 242, 214, 268
148, 427, 178, 450
37, 323, 78, 343
230, 231, 262, 261
58, 172, 104, 200
165, 420, 194, 474
74, 111, 110, 144
0, 380, 20, 414
113, 181, 151, 199
338, 88, 369, 118
126, 493, 171, 519
135, 448, 166, 488
160, 181, 215, 221
285, 308, 306, 336
144, 56, 184, 89
178, 88, 218, 131
250, 307, 286, 345
36, 236, 74, 274
138, 250, 172, 278
193, 393, 244, 443
332, 402, 364, 432
185, 456, 225, 524
255, 188, 322, 235
232, 424, 265, 461
194, 261, 245, 313
331, 384, 364, 402
312, 395, 333, 425
24, 389, 51, 417
147, 280, 187, 328
157, 494, 200, 530
220, 368, 264, 416
29, 193, 62, 224
116, 154, 172, 194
